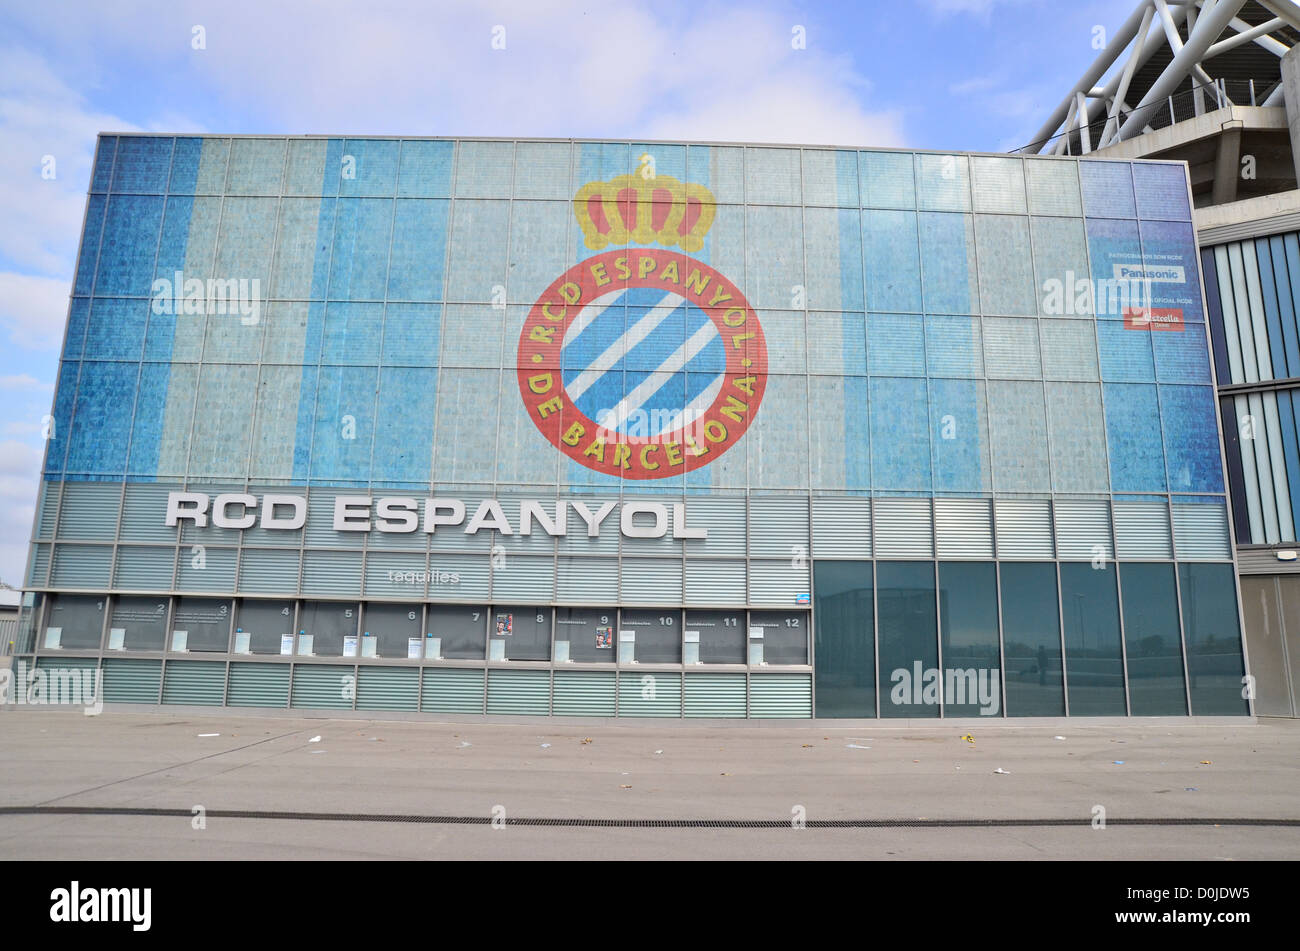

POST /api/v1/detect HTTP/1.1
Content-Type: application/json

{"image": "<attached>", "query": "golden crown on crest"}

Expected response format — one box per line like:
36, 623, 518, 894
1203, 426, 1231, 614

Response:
574, 174, 716, 253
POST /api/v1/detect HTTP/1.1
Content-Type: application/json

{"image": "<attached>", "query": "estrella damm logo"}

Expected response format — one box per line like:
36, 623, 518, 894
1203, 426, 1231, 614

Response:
517, 175, 767, 479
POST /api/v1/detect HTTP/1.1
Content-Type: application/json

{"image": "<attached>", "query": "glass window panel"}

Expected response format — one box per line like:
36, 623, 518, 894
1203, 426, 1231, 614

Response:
1122, 563, 1188, 716
685, 608, 745, 664
235, 599, 295, 655
813, 561, 875, 716
863, 210, 922, 313
976, 215, 1036, 315
555, 606, 618, 663
110, 595, 170, 651
1179, 563, 1250, 714
362, 602, 421, 659
877, 561, 938, 718
918, 212, 977, 314
1001, 562, 1064, 716
492, 606, 551, 661
620, 609, 681, 664
987, 380, 1050, 492
970, 157, 1026, 214
1032, 215, 1091, 317
1080, 160, 1135, 218
1025, 159, 1082, 216
170, 597, 231, 652
859, 151, 915, 209
939, 562, 1001, 716
749, 610, 808, 665
427, 604, 486, 659
1060, 563, 1126, 715
45, 594, 107, 650
299, 600, 359, 657
914, 154, 969, 211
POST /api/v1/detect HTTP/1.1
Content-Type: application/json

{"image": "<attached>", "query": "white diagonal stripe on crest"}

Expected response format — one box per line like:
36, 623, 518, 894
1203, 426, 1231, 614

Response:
604, 321, 721, 433
564, 292, 684, 402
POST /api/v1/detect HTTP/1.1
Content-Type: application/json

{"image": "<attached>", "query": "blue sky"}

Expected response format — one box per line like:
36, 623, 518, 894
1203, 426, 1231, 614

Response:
0, 0, 1135, 584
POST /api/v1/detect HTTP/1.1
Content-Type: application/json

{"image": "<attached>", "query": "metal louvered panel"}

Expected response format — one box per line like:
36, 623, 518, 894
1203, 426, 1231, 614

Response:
491, 555, 555, 601
934, 499, 993, 559
486, 668, 550, 715
748, 673, 812, 718
32, 657, 99, 703
748, 561, 809, 605
427, 554, 489, 600
873, 499, 933, 558
100, 658, 161, 704
363, 551, 429, 599
420, 667, 485, 713
1054, 500, 1113, 561
304, 491, 364, 549
162, 660, 226, 705
176, 547, 236, 592
300, 550, 363, 597
552, 670, 616, 716
812, 497, 871, 558
119, 483, 181, 543
28, 544, 50, 587
113, 546, 176, 589
179, 484, 245, 547
35, 482, 60, 539
617, 671, 682, 716
1114, 501, 1173, 559
556, 557, 618, 603
684, 497, 747, 555
227, 662, 290, 708
56, 482, 120, 540
683, 560, 746, 604
1172, 503, 1233, 560
356, 666, 419, 711
51, 545, 113, 588
290, 664, 355, 709
242, 485, 306, 547
994, 500, 1054, 559
748, 497, 809, 557
554, 495, 619, 555
620, 558, 683, 604
684, 672, 746, 718
238, 548, 301, 594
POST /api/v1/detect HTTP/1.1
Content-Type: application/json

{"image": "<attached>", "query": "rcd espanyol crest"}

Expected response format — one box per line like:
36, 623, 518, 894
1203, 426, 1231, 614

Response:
518, 172, 768, 479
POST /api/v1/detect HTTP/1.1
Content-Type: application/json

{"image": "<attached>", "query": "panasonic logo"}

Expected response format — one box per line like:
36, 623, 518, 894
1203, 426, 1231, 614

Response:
164, 493, 707, 539
1113, 264, 1184, 283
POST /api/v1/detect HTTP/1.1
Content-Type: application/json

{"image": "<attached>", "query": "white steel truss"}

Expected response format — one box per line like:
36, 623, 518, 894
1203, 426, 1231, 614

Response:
1021, 0, 1300, 154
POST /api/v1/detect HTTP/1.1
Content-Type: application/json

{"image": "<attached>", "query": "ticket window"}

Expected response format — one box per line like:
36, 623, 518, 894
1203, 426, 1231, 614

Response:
298, 601, 358, 657
490, 606, 551, 661
684, 609, 745, 664
43, 595, 106, 650
554, 607, 618, 663
109, 596, 169, 651
170, 598, 232, 652
426, 605, 487, 660
362, 603, 423, 659
618, 610, 681, 664
748, 610, 810, 665
234, 600, 295, 655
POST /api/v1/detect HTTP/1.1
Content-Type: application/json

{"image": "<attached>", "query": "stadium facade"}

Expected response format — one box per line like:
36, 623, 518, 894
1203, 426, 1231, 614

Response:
12, 134, 1251, 719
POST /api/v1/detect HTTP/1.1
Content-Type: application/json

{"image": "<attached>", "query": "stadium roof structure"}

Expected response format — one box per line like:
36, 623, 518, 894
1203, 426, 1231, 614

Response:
1021, 0, 1300, 156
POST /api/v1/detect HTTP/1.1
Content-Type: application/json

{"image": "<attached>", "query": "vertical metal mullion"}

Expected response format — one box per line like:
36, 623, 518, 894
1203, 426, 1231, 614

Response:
993, 558, 1008, 718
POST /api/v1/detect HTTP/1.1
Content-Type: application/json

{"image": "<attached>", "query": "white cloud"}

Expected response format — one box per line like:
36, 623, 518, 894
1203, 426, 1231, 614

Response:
0, 439, 42, 588
3, 1, 904, 145
0, 374, 54, 391
0, 272, 71, 351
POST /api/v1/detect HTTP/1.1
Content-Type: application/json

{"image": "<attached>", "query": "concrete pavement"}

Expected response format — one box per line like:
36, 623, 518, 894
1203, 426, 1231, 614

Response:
1, 709, 1297, 859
